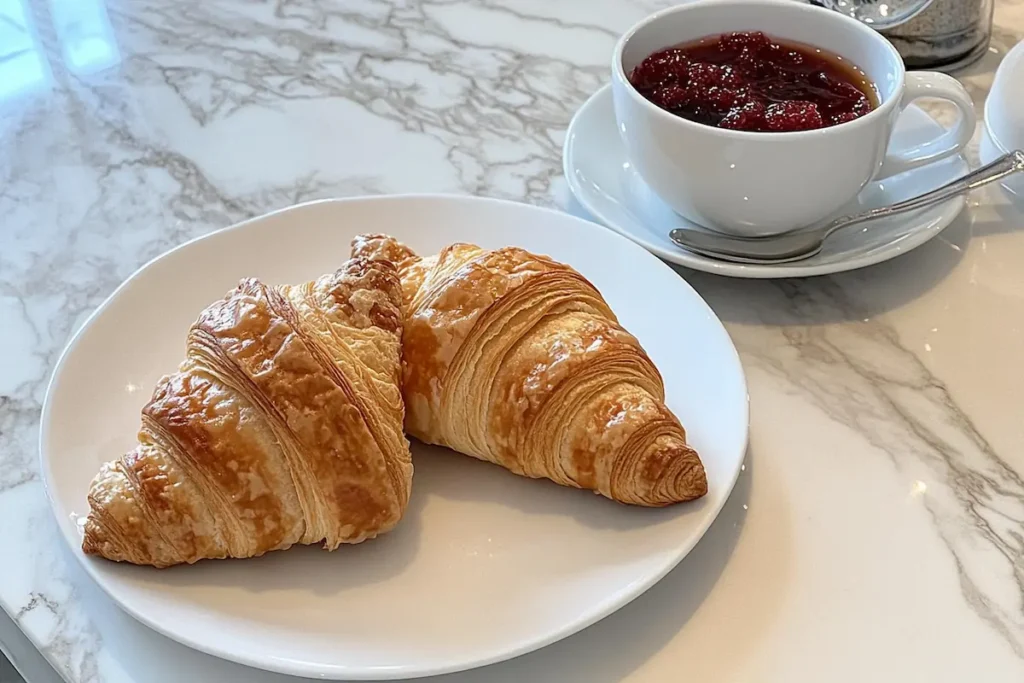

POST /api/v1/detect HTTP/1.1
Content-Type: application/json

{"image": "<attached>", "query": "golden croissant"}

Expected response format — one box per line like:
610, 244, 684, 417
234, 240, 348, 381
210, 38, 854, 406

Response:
82, 256, 413, 567
351, 235, 707, 506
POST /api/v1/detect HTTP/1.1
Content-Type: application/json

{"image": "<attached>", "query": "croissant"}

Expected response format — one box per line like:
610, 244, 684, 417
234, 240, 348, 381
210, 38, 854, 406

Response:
351, 235, 707, 506
82, 256, 413, 567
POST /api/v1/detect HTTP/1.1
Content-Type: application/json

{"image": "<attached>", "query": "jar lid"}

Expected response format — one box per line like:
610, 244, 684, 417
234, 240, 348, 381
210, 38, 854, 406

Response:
985, 41, 1024, 154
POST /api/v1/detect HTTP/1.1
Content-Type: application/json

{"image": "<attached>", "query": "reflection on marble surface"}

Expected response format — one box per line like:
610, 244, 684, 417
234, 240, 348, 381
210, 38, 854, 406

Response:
1, 0, 1023, 682
0, 0, 50, 100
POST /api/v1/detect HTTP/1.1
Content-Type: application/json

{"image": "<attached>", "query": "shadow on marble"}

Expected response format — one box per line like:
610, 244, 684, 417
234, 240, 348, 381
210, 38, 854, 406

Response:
557, 191, 985, 325
676, 210, 972, 326
973, 193, 1024, 236
62, 448, 759, 683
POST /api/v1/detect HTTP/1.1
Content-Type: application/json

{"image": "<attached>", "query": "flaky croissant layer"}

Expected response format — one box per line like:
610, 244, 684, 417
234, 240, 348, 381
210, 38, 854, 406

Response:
352, 234, 707, 507
83, 257, 413, 567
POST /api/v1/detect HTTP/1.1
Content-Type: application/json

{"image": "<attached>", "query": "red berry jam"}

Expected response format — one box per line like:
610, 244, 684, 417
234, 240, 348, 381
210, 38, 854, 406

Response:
628, 32, 878, 132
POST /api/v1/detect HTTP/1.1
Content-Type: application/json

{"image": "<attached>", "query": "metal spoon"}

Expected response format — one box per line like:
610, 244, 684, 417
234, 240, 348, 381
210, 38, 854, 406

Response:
669, 150, 1024, 265
809, 0, 934, 30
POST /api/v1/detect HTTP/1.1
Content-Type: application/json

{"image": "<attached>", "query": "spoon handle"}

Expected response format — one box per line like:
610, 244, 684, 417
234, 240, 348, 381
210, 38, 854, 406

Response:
826, 150, 1024, 237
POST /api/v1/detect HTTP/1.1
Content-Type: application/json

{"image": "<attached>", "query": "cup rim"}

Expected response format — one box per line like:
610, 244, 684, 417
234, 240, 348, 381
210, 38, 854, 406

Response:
612, 0, 906, 139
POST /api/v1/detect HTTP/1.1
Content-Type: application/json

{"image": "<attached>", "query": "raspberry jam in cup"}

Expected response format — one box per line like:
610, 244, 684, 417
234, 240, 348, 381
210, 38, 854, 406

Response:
628, 31, 879, 132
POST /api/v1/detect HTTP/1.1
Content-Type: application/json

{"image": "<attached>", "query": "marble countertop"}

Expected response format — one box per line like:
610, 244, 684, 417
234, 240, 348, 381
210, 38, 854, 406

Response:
2, 0, 1023, 681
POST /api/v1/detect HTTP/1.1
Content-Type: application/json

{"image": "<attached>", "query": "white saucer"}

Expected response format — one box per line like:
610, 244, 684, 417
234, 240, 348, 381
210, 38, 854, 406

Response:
563, 84, 970, 279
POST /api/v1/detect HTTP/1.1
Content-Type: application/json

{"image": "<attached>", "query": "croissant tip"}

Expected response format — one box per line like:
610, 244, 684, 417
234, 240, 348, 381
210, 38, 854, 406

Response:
671, 448, 708, 502
81, 516, 122, 561
629, 444, 708, 506
684, 464, 709, 500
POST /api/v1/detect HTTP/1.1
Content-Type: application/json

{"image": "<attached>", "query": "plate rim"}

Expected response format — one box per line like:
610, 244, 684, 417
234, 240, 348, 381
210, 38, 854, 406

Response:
38, 194, 750, 679
563, 83, 968, 279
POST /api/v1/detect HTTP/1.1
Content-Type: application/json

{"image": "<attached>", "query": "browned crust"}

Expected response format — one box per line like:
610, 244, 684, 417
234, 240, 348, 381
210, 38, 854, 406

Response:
82, 258, 412, 567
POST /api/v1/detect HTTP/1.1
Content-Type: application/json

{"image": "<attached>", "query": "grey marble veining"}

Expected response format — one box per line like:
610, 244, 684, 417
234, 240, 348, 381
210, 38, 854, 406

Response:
695, 269, 1024, 656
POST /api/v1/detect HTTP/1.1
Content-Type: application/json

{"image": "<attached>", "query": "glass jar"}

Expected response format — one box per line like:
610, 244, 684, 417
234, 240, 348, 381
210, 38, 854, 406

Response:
881, 0, 995, 71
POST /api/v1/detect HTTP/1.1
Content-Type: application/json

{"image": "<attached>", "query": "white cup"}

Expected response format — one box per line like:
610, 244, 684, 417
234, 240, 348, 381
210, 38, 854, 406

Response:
611, 0, 977, 236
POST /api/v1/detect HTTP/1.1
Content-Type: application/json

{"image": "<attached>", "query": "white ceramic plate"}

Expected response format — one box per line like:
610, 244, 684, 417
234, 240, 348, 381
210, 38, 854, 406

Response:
40, 196, 748, 680
564, 84, 969, 279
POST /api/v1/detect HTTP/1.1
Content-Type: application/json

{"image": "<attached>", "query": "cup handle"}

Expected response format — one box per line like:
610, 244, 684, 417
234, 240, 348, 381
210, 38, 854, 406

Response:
877, 71, 977, 179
